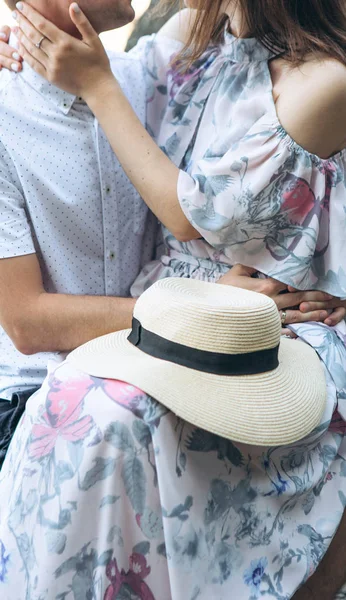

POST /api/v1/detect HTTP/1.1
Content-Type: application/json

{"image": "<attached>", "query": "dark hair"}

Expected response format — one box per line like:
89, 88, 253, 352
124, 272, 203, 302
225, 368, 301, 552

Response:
159, 0, 346, 67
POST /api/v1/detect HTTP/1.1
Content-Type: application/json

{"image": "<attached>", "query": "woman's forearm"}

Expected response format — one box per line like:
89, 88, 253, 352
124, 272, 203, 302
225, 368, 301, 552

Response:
86, 77, 199, 242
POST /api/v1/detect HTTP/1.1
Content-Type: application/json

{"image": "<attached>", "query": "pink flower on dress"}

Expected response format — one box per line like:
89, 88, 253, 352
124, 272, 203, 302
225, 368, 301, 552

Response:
100, 379, 144, 408
281, 176, 317, 224
329, 410, 346, 435
104, 554, 155, 600
167, 62, 198, 100
28, 375, 94, 460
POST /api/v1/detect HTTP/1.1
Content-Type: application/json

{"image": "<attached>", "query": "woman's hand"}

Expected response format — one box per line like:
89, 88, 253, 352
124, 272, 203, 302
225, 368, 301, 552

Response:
12, 2, 113, 98
0, 25, 22, 72
288, 285, 346, 327
11, 3, 195, 241
218, 264, 345, 330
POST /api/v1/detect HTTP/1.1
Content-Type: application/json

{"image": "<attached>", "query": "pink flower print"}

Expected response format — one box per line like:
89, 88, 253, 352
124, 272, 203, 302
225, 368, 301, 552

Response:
29, 375, 94, 460
129, 553, 151, 580
104, 555, 155, 600
100, 379, 144, 408
281, 176, 317, 224
104, 559, 122, 599
167, 62, 198, 101
99, 378, 152, 417
329, 410, 346, 435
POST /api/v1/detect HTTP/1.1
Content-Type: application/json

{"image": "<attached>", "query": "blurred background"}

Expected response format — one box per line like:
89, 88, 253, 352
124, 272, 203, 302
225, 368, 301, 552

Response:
0, 0, 178, 52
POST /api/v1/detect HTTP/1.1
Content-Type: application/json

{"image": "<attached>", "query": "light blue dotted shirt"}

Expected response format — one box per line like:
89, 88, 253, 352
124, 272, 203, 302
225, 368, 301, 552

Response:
0, 50, 159, 398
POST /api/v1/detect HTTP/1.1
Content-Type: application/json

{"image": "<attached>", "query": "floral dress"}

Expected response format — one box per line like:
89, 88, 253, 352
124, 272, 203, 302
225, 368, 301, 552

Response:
0, 32, 346, 600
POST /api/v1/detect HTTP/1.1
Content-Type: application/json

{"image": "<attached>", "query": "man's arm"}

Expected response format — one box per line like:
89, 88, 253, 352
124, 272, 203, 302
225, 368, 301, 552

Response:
0, 253, 135, 355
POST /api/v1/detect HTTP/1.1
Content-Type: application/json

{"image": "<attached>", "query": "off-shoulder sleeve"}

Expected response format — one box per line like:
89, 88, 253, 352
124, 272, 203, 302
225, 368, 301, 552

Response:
177, 115, 346, 296
129, 35, 184, 139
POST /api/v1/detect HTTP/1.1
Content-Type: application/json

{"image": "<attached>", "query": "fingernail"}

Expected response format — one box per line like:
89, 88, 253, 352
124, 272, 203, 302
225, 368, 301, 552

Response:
320, 312, 327, 320
71, 3, 80, 12
0, 32, 7, 40
12, 11, 17, 20
325, 319, 332, 326
11, 62, 19, 72
16, 2, 24, 10
12, 52, 20, 60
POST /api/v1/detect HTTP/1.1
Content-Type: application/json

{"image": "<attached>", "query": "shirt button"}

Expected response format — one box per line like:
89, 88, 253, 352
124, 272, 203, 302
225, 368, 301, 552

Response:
106, 186, 111, 194
109, 251, 116, 260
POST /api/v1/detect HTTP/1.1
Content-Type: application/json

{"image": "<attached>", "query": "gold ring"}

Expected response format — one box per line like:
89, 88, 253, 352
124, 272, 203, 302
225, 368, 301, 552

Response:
280, 310, 287, 325
35, 36, 45, 50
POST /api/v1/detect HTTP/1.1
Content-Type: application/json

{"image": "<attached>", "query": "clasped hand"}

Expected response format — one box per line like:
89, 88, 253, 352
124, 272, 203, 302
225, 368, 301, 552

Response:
218, 265, 346, 334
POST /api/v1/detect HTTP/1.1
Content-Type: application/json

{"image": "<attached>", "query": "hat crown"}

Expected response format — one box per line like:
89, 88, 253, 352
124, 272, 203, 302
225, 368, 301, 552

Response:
133, 278, 281, 354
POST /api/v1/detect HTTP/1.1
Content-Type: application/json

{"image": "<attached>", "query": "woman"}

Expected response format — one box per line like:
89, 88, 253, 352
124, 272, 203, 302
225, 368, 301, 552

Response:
0, 0, 346, 598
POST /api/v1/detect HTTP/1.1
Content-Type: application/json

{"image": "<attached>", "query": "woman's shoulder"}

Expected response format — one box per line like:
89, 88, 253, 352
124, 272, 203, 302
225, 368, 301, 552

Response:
270, 55, 346, 159
156, 8, 197, 45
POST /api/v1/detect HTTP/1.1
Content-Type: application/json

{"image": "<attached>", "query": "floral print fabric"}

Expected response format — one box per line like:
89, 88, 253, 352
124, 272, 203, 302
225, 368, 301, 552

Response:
0, 325, 345, 600
131, 33, 346, 297
1, 30, 346, 600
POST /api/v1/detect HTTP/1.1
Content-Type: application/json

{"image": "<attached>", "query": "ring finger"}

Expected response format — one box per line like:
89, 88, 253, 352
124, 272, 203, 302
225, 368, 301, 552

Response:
12, 12, 52, 57
14, 27, 49, 69
283, 309, 329, 325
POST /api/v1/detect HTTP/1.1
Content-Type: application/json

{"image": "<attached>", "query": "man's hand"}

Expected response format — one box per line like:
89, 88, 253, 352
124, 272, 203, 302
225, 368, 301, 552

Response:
218, 265, 344, 329
0, 25, 22, 72
288, 285, 346, 327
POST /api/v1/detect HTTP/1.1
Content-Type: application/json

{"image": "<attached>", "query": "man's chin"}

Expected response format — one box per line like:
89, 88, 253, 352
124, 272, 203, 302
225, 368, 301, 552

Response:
108, 4, 135, 30
91, 4, 135, 34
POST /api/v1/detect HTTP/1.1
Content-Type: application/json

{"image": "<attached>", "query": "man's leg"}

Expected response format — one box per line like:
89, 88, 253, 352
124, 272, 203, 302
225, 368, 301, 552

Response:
0, 387, 39, 469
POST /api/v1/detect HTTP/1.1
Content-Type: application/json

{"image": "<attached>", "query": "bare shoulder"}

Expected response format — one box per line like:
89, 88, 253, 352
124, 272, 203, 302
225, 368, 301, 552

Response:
271, 55, 346, 158
157, 8, 197, 44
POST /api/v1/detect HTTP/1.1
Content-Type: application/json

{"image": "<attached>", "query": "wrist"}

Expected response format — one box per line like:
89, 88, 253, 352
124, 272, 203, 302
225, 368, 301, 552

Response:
83, 74, 121, 108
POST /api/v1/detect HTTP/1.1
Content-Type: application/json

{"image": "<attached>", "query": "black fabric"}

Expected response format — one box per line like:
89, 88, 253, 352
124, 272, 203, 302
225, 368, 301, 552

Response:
0, 387, 39, 470
128, 318, 279, 376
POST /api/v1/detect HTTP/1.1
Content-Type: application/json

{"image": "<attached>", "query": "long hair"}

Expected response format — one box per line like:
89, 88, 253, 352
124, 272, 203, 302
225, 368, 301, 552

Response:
158, 0, 346, 67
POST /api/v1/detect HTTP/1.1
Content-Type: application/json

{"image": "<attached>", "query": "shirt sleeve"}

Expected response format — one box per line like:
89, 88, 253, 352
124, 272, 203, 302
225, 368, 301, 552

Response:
177, 115, 346, 295
128, 34, 185, 140
0, 141, 36, 259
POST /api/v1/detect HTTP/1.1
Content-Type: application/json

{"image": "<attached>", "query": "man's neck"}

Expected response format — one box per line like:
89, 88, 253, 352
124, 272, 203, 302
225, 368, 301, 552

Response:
26, 0, 81, 37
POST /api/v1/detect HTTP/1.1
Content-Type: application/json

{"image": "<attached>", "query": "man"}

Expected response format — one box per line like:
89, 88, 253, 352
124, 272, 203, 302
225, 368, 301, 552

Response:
0, 0, 342, 468
0, 0, 159, 466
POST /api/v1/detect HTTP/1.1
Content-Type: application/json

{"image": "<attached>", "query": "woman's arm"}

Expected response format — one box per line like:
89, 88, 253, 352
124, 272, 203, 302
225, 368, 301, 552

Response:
12, 2, 199, 242
85, 77, 198, 242
218, 265, 346, 329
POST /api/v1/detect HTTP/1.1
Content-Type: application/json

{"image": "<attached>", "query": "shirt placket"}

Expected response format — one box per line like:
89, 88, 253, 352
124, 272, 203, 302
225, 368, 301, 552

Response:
95, 120, 121, 297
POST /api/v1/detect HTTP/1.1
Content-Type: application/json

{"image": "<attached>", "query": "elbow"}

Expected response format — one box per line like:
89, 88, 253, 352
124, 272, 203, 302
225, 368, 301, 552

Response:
171, 223, 200, 243
10, 321, 39, 356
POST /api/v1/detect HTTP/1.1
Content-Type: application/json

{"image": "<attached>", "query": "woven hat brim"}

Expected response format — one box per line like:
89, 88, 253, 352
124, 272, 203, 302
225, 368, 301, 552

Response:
67, 330, 327, 447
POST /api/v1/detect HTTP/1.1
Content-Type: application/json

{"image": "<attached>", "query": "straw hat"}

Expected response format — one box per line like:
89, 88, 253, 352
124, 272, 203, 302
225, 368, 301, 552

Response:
67, 278, 327, 446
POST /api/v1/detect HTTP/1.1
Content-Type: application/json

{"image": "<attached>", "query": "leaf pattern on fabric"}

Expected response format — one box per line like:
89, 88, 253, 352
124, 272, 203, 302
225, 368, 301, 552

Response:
79, 457, 117, 491
122, 455, 146, 515
1, 30, 346, 600
132, 31, 346, 297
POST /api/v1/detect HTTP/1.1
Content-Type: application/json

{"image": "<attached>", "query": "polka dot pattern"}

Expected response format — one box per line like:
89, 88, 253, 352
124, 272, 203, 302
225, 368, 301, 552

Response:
0, 52, 159, 398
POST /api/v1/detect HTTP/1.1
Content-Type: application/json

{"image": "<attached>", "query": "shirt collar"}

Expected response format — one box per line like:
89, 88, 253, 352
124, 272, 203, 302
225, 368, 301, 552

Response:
10, 35, 77, 115
19, 62, 77, 115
